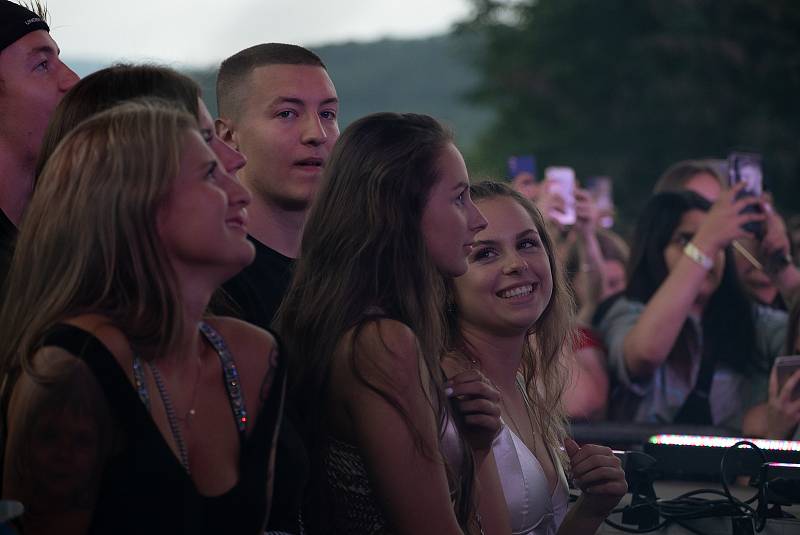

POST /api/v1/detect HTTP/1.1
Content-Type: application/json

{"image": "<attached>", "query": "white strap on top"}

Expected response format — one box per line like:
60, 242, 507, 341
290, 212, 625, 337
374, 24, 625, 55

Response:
490, 375, 569, 535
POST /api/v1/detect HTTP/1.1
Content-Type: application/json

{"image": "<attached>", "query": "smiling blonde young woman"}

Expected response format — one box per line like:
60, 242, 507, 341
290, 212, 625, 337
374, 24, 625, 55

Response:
445, 181, 626, 535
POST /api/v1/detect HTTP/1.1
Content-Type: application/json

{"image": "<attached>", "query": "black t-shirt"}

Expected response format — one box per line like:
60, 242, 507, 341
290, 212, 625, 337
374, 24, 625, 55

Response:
0, 209, 17, 294
221, 235, 294, 330
220, 236, 307, 533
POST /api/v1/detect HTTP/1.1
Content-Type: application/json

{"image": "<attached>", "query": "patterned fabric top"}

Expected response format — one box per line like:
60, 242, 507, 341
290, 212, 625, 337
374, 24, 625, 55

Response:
325, 415, 464, 534
326, 437, 391, 535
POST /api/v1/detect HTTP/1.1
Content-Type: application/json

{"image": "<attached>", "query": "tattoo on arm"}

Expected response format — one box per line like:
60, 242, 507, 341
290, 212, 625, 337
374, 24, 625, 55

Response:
259, 344, 280, 404
3, 347, 113, 533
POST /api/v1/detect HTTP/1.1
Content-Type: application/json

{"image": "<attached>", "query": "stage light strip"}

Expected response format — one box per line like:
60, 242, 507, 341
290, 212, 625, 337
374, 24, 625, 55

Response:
649, 434, 800, 452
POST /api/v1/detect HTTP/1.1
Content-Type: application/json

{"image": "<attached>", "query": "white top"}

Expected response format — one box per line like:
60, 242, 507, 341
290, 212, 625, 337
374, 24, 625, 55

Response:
493, 422, 570, 535
493, 374, 570, 535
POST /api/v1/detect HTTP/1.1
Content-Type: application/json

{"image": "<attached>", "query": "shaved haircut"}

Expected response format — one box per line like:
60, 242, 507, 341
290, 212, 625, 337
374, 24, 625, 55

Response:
216, 43, 326, 122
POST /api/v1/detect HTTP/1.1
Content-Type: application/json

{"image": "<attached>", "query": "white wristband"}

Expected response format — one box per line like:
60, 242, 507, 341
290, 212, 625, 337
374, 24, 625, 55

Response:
683, 242, 713, 270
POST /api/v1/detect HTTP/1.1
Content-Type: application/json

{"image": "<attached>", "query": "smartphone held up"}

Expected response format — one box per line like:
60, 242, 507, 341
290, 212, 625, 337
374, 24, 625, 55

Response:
727, 151, 764, 238
776, 355, 800, 401
544, 166, 577, 226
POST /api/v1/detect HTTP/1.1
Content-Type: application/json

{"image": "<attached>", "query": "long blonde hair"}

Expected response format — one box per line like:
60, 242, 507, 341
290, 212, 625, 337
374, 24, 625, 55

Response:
0, 100, 196, 384
447, 181, 576, 461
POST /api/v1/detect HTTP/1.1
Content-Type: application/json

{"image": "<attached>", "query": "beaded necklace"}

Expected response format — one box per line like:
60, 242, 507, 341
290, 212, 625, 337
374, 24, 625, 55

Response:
131, 322, 248, 474
149, 362, 191, 472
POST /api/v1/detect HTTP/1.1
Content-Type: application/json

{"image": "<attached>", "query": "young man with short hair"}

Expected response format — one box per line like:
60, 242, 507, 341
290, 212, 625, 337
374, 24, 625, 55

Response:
216, 42, 339, 328
0, 0, 78, 285
215, 43, 339, 534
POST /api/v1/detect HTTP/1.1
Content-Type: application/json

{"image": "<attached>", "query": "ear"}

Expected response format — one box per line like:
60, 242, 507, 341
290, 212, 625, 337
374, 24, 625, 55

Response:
215, 117, 238, 150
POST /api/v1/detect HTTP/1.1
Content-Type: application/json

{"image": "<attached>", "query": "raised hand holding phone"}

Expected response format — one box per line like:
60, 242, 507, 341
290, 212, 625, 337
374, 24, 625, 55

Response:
574, 188, 599, 238
585, 176, 614, 228
544, 166, 577, 226
767, 357, 800, 439
691, 182, 765, 258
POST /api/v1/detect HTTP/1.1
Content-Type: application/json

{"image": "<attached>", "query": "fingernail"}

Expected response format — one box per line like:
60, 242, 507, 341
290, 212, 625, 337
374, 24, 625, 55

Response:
445, 387, 454, 397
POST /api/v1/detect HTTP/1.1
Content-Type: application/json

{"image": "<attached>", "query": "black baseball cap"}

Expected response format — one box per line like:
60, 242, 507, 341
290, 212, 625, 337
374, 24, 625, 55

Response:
0, 1, 50, 53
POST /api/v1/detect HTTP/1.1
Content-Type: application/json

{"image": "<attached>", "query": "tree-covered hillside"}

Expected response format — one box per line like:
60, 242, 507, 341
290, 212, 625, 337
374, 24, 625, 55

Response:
459, 0, 800, 222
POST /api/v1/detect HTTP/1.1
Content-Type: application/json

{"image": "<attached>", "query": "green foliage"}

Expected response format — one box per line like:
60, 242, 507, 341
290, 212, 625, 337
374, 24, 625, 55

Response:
461, 0, 800, 223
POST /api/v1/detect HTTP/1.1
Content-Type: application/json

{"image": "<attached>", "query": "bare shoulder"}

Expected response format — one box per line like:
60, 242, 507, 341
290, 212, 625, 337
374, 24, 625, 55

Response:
5, 345, 112, 531
206, 315, 279, 354
204, 316, 280, 401
343, 318, 423, 388
63, 313, 134, 364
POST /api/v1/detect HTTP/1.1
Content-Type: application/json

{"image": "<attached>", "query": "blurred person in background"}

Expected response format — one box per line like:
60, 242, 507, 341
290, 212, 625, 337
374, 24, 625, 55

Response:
563, 191, 607, 325
508, 155, 538, 202
561, 189, 611, 421
513, 166, 613, 421
596, 188, 786, 430
653, 159, 724, 202
732, 235, 786, 310
786, 214, 800, 267
654, 158, 800, 311
752, 316, 800, 440
596, 229, 629, 301
742, 207, 800, 439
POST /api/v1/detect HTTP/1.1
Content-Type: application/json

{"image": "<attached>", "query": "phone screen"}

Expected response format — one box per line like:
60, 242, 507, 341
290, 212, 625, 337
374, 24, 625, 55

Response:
508, 155, 537, 178
544, 166, 576, 226
727, 151, 764, 237
776, 355, 800, 401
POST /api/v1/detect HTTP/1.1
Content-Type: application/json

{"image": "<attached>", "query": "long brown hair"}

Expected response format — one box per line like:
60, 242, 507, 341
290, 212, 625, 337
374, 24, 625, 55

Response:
275, 112, 475, 529
35, 63, 201, 179
447, 180, 575, 463
0, 101, 195, 385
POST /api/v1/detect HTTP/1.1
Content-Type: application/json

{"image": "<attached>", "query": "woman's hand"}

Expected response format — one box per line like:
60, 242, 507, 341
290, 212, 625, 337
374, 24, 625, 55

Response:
445, 369, 502, 455
574, 188, 598, 238
767, 365, 800, 439
565, 438, 627, 519
537, 183, 567, 231
760, 201, 790, 259
693, 182, 764, 255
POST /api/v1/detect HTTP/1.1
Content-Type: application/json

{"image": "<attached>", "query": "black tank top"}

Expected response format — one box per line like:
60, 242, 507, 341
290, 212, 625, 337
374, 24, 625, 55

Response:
39, 323, 285, 535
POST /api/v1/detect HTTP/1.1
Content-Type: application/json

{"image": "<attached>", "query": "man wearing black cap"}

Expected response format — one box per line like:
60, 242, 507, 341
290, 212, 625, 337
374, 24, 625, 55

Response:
0, 0, 78, 288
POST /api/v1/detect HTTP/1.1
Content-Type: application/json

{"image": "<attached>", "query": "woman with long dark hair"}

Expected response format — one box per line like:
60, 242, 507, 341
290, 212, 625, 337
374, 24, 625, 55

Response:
276, 113, 511, 534
596, 186, 786, 429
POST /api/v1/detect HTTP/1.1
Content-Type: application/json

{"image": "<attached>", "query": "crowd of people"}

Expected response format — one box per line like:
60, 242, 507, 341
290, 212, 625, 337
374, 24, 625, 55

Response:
0, 1, 797, 534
